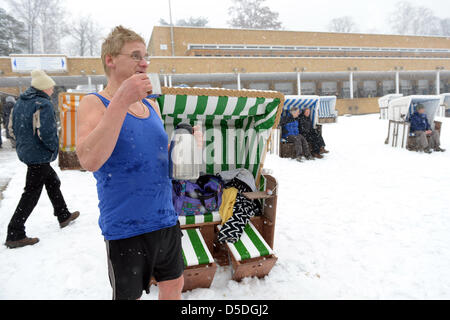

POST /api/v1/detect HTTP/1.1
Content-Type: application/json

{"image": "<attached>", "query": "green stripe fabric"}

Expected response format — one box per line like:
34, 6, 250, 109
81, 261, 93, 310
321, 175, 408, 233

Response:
178, 212, 221, 226
182, 250, 188, 267
221, 120, 229, 172
181, 228, 214, 267
216, 96, 229, 115
203, 212, 213, 223
205, 118, 214, 175
233, 239, 251, 261
244, 224, 270, 257
233, 97, 248, 116
174, 95, 187, 114
194, 95, 209, 115
185, 215, 196, 225
186, 228, 211, 265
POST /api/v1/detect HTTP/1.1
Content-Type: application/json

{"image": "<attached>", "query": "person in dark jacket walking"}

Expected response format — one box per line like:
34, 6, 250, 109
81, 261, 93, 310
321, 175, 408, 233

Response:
4, 70, 80, 249
409, 104, 444, 153
280, 106, 313, 161
298, 107, 328, 159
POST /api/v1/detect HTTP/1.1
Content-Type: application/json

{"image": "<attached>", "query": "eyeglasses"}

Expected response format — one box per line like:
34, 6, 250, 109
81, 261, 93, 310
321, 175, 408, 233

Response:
118, 51, 151, 64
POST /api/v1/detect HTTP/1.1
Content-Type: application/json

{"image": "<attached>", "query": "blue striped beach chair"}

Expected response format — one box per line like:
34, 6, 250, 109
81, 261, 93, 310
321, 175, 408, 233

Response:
283, 95, 320, 129
318, 96, 338, 123
279, 95, 321, 158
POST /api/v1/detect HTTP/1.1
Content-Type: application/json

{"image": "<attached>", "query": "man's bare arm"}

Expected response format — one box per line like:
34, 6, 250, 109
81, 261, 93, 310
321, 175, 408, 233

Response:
76, 74, 152, 172
76, 95, 128, 172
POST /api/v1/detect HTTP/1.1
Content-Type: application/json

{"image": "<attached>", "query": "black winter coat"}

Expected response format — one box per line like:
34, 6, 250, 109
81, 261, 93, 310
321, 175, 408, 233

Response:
298, 113, 313, 135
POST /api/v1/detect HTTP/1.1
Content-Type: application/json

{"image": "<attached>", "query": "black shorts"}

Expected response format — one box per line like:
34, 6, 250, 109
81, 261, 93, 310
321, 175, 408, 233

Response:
105, 222, 185, 300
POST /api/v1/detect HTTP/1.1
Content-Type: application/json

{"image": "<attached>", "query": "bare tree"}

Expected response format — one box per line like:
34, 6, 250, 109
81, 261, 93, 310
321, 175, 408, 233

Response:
6, 0, 67, 53
70, 16, 103, 56
71, 16, 90, 56
437, 18, 450, 36
176, 17, 209, 27
86, 21, 103, 56
159, 16, 209, 27
227, 0, 282, 30
6, 0, 43, 53
388, 1, 441, 36
328, 16, 358, 33
38, 0, 67, 53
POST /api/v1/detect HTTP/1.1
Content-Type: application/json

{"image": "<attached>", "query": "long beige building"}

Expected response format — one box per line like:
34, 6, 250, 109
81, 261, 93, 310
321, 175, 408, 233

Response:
1, 26, 449, 114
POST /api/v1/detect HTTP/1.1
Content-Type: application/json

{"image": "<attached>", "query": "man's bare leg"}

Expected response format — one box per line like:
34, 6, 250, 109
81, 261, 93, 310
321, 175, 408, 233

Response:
157, 275, 184, 300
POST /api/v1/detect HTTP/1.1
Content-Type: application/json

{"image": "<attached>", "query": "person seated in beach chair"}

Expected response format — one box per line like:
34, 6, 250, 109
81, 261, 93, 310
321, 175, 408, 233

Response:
298, 107, 329, 159
410, 104, 445, 153
279, 106, 314, 162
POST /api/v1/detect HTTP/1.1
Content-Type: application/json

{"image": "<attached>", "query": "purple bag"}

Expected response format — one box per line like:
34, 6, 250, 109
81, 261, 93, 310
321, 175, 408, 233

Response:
172, 175, 224, 216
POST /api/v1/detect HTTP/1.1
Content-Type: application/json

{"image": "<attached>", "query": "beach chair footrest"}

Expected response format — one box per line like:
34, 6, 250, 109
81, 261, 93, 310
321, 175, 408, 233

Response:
229, 254, 278, 282
183, 263, 217, 292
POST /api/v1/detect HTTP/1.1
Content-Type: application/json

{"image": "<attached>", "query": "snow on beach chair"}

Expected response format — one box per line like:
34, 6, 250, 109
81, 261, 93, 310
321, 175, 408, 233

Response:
275, 95, 320, 159
157, 86, 283, 286
439, 93, 450, 118
384, 95, 442, 150
378, 94, 403, 120
318, 96, 338, 124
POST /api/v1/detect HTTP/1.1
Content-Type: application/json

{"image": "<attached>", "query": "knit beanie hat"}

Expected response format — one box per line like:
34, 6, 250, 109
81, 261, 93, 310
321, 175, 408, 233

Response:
31, 69, 56, 91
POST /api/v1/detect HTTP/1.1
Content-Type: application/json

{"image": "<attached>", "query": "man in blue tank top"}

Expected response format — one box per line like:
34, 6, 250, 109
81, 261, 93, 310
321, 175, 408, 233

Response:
76, 26, 184, 300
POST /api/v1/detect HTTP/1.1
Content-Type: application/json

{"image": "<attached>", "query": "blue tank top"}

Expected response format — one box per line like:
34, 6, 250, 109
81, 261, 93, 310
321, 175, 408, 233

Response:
91, 93, 178, 240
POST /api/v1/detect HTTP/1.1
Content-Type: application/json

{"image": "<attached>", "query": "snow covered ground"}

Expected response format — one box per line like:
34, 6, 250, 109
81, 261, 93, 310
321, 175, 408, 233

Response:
0, 114, 449, 300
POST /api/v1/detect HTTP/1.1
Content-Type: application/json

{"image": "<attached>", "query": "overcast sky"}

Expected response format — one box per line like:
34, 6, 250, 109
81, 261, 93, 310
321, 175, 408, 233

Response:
2, 0, 450, 42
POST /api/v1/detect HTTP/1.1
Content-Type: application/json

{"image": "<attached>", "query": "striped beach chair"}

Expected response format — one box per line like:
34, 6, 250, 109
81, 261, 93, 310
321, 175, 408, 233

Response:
283, 95, 320, 129
318, 96, 338, 123
157, 87, 283, 284
278, 95, 321, 158
58, 93, 86, 170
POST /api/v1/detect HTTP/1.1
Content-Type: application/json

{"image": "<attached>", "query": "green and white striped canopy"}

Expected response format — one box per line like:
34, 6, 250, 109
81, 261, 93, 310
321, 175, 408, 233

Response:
157, 87, 284, 184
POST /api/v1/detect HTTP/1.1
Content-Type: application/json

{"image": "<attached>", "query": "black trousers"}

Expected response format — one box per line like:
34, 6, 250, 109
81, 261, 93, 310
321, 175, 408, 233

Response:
6, 163, 70, 241
304, 129, 326, 154
286, 134, 311, 158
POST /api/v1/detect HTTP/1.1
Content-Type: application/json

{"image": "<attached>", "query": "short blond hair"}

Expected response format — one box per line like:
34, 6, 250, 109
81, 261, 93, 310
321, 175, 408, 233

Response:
101, 25, 146, 76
